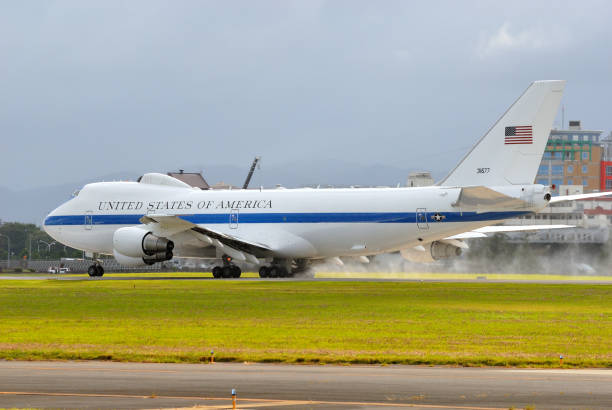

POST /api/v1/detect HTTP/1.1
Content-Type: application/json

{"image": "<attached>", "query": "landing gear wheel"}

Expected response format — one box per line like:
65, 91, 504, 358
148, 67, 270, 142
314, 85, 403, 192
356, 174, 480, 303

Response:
222, 266, 233, 278
88, 264, 104, 277
231, 266, 241, 278
212, 266, 222, 279
259, 265, 293, 278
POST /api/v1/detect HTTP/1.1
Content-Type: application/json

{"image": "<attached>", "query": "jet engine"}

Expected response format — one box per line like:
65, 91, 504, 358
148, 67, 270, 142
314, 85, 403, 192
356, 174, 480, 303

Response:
400, 241, 462, 263
113, 227, 174, 266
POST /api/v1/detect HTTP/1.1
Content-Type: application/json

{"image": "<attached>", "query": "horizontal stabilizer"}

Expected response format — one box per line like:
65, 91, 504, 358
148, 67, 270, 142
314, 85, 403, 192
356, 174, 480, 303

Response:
452, 186, 527, 212
446, 224, 573, 240
549, 192, 612, 203
474, 224, 573, 233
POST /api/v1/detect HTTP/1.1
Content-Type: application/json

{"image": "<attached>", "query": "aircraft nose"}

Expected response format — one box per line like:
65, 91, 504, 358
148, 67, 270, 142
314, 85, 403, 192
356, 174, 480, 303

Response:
43, 205, 58, 231
42, 204, 65, 240
42, 212, 52, 234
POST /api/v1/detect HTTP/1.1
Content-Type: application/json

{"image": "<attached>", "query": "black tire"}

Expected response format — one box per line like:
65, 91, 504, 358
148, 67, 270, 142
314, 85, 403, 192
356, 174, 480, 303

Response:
87, 265, 97, 277
259, 266, 268, 278
269, 266, 279, 278
232, 266, 241, 278
212, 266, 222, 278
222, 266, 232, 278
96, 266, 104, 277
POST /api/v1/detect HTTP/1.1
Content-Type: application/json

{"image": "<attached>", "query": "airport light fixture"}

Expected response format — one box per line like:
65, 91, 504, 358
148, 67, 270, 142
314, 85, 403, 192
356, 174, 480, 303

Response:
38, 240, 56, 257
0, 234, 10, 269
25, 229, 32, 259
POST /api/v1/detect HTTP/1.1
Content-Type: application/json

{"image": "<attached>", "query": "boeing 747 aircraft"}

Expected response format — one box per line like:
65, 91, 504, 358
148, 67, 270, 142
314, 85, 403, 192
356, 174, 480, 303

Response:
43, 80, 611, 277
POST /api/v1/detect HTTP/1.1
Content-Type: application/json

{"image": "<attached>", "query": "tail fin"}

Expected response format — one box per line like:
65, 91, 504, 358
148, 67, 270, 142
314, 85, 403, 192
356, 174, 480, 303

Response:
439, 80, 565, 186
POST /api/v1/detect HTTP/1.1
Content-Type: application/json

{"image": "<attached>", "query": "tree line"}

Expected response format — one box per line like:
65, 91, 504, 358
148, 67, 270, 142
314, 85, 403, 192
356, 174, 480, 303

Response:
0, 222, 83, 261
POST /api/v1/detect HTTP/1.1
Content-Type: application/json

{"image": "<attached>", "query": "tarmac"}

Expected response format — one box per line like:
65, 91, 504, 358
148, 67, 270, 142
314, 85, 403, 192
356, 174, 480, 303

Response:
2, 273, 612, 284
0, 361, 610, 409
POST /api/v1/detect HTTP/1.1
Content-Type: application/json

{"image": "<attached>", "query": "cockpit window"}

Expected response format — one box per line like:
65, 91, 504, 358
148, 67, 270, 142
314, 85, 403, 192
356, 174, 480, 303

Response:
72, 189, 80, 197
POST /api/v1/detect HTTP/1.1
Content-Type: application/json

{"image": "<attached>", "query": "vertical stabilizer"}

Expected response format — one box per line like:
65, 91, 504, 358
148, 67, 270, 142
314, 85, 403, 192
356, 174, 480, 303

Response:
439, 80, 565, 186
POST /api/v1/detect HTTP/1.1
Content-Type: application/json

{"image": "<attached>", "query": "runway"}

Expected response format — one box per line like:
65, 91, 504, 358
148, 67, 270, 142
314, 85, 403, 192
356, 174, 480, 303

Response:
2, 273, 612, 284
0, 361, 610, 409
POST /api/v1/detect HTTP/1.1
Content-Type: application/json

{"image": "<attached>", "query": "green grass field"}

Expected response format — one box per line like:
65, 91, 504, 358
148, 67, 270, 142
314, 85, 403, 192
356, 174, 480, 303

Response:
0, 278, 610, 367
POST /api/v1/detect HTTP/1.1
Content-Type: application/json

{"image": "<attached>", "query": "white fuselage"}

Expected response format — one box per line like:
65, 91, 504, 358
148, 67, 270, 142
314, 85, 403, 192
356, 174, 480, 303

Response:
43, 181, 549, 260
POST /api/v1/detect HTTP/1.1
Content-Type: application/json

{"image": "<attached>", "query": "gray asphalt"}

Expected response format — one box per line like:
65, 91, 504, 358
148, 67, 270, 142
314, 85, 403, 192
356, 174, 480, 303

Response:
0, 361, 610, 409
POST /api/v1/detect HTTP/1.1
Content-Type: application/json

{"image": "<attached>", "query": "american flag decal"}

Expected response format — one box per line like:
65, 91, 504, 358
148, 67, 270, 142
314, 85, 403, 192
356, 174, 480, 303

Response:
505, 126, 533, 144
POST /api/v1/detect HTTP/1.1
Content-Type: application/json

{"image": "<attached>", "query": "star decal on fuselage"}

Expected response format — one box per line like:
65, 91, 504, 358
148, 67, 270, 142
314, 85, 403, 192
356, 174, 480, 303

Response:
431, 212, 446, 222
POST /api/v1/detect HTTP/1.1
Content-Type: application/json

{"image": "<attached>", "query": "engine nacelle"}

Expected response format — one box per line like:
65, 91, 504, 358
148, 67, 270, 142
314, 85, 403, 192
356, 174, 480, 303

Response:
113, 249, 148, 267
113, 227, 174, 265
400, 241, 462, 263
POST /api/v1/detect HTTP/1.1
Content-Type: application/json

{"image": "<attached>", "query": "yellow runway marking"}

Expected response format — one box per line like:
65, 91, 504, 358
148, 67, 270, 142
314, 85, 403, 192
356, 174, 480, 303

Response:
0, 391, 508, 409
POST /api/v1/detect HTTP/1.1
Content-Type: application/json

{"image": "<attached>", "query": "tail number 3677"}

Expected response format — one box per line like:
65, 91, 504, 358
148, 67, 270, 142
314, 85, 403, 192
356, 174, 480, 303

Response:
477, 168, 490, 174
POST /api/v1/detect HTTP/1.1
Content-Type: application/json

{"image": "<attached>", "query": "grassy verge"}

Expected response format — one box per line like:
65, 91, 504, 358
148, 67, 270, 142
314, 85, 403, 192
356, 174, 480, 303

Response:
0, 280, 610, 367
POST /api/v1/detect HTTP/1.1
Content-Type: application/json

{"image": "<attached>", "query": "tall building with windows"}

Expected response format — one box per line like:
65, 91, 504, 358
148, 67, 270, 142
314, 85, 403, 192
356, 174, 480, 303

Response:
600, 131, 612, 191
534, 121, 604, 195
600, 161, 612, 191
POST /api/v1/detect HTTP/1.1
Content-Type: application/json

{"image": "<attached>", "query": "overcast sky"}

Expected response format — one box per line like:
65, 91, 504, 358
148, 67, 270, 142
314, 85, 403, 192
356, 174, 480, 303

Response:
1, 0, 611, 190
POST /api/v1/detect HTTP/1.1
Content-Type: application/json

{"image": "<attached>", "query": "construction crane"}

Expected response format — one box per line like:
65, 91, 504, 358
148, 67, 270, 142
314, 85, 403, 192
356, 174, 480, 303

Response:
242, 156, 261, 189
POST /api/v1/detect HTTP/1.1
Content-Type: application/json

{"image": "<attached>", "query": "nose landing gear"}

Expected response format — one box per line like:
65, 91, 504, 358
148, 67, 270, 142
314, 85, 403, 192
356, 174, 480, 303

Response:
87, 261, 104, 277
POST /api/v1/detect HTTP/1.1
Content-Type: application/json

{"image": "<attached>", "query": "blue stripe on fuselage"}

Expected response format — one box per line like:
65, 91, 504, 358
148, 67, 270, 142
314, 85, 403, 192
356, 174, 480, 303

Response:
43, 211, 530, 226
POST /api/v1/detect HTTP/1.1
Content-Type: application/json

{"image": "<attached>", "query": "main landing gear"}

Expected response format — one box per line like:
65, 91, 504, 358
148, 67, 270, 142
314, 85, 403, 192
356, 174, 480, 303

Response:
212, 255, 242, 279
209, 257, 310, 279
87, 261, 104, 277
258, 259, 304, 278
258, 265, 292, 278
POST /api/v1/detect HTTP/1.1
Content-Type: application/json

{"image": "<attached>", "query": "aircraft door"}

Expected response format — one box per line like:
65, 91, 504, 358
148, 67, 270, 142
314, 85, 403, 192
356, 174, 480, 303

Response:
416, 208, 429, 230
229, 209, 239, 229
84, 210, 93, 230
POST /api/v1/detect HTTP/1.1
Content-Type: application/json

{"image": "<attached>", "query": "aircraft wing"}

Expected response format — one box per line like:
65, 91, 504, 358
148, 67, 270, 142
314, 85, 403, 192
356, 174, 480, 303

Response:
446, 224, 573, 240
139, 214, 271, 263
190, 225, 272, 260
549, 191, 612, 203
140, 214, 195, 236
